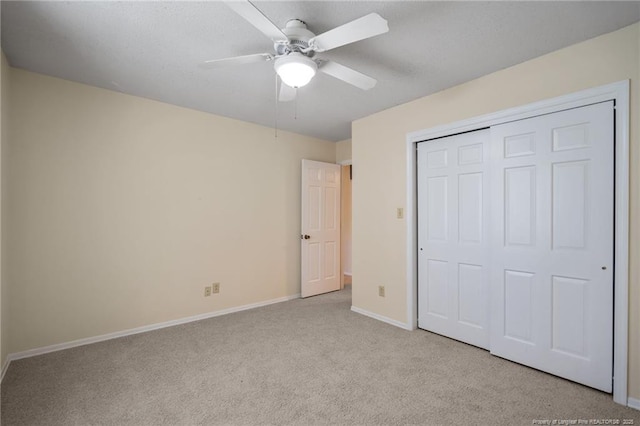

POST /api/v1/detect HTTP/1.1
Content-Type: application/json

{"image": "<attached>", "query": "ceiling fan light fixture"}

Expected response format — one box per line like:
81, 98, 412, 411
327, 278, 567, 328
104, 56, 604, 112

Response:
275, 53, 317, 88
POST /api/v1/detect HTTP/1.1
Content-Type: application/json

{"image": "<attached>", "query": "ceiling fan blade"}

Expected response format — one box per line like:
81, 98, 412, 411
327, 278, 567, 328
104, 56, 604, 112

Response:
319, 61, 377, 90
309, 13, 388, 53
279, 81, 296, 102
199, 53, 273, 69
225, 1, 288, 43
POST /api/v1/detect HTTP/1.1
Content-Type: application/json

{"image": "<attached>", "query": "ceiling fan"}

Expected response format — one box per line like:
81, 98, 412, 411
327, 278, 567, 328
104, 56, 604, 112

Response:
199, 1, 389, 102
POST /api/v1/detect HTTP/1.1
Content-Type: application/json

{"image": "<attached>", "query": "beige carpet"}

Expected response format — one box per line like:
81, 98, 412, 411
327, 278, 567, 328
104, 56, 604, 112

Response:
2, 286, 638, 425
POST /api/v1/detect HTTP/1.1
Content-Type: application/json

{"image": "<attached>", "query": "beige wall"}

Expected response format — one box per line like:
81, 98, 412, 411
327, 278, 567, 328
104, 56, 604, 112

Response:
352, 23, 640, 398
336, 139, 352, 164
0, 51, 8, 367
6, 69, 335, 354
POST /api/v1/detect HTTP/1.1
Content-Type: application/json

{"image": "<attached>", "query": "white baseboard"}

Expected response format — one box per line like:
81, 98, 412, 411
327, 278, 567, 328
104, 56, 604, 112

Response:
628, 397, 640, 411
350, 305, 412, 331
4, 293, 300, 369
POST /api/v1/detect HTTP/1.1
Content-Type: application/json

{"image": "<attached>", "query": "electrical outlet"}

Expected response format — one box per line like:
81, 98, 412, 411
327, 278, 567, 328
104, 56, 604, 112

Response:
212, 283, 220, 294
204, 286, 212, 297
378, 285, 385, 297
397, 208, 404, 219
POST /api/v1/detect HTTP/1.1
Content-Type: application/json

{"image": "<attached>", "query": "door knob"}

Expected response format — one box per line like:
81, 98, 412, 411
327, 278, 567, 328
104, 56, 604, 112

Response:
301, 234, 311, 240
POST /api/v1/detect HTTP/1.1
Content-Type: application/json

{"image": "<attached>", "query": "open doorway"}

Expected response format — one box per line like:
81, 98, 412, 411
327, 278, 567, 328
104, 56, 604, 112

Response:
341, 164, 352, 288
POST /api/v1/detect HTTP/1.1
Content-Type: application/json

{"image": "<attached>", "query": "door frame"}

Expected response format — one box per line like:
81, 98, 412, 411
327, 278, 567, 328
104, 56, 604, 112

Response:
405, 80, 630, 405
338, 160, 353, 290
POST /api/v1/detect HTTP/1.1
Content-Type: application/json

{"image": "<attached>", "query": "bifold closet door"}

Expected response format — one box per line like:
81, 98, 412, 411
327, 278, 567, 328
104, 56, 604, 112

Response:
417, 130, 490, 349
489, 101, 614, 392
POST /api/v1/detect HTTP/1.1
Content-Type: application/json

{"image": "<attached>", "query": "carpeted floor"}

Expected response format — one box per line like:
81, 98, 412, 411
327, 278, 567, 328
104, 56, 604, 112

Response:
2, 286, 638, 425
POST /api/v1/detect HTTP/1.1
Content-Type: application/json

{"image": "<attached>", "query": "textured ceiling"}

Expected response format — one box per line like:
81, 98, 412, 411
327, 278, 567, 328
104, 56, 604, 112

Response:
2, 1, 639, 142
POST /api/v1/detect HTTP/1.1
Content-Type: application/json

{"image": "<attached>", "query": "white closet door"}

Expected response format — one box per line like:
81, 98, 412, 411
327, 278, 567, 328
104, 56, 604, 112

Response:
417, 130, 490, 349
489, 102, 614, 392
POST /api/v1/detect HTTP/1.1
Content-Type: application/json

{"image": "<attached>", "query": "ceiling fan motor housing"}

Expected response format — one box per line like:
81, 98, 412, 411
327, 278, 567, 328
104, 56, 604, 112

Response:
275, 19, 316, 57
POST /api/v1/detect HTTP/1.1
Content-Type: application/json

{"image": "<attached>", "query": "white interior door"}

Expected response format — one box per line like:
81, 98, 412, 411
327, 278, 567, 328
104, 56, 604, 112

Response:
417, 130, 490, 349
489, 101, 614, 392
301, 159, 341, 298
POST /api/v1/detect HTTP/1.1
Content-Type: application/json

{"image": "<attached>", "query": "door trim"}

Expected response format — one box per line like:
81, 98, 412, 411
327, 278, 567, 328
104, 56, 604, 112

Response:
405, 80, 630, 405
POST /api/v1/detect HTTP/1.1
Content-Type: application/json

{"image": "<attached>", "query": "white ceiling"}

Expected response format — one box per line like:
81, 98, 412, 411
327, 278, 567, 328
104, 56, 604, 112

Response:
2, 1, 639, 142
